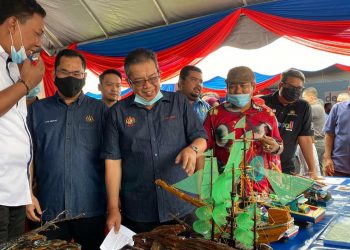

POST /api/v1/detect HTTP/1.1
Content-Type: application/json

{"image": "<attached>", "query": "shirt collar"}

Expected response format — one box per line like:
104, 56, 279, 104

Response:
54, 91, 86, 105
195, 98, 204, 105
251, 96, 265, 110
266, 90, 287, 109
0, 45, 10, 62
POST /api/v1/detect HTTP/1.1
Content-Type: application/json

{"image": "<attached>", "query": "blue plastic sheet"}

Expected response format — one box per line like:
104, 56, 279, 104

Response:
271, 178, 350, 250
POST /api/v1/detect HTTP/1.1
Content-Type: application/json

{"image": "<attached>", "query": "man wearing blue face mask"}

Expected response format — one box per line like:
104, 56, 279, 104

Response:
0, 0, 46, 243
26, 49, 108, 249
102, 48, 207, 233
261, 69, 317, 179
203, 66, 283, 193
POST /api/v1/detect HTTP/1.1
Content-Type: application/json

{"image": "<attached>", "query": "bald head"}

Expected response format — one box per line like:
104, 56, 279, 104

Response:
302, 87, 319, 105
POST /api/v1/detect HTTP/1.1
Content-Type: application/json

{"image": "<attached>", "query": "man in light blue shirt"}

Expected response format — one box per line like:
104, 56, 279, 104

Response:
177, 65, 210, 123
323, 100, 350, 176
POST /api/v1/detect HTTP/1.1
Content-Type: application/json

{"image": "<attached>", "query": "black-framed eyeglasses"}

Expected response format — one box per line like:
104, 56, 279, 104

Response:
129, 75, 160, 87
281, 82, 304, 91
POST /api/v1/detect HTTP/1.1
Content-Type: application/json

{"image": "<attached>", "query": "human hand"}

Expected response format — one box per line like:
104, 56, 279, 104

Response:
258, 135, 279, 154
175, 146, 197, 176
20, 57, 45, 90
26, 194, 42, 222
309, 172, 318, 180
323, 157, 335, 176
106, 207, 121, 233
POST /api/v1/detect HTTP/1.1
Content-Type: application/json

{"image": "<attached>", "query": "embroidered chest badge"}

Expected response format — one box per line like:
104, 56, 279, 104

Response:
85, 115, 95, 123
125, 116, 136, 127
288, 110, 297, 116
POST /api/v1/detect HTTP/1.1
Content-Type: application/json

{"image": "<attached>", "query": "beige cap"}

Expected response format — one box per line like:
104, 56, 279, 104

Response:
227, 66, 255, 83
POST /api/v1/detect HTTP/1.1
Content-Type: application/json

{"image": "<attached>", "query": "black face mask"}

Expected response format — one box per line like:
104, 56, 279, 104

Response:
55, 76, 85, 98
280, 87, 302, 102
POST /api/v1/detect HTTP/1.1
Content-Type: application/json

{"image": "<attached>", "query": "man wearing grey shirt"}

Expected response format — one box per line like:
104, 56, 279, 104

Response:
302, 87, 325, 171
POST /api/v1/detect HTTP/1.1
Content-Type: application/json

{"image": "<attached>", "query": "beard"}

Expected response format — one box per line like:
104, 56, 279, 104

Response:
190, 92, 200, 100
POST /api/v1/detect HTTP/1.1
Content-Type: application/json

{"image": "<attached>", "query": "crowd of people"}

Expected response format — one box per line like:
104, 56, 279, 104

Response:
1, 1, 350, 249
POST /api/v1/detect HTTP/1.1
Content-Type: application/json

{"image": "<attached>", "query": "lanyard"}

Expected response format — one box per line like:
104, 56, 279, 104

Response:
6, 57, 15, 84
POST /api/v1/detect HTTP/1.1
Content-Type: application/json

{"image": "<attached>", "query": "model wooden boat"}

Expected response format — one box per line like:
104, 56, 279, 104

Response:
263, 169, 326, 224
256, 207, 295, 243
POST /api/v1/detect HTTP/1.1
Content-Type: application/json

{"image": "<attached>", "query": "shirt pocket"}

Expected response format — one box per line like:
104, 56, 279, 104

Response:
36, 120, 59, 138
79, 124, 100, 150
160, 116, 184, 145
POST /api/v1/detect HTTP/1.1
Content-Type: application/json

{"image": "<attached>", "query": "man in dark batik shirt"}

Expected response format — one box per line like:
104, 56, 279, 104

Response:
102, 48, 207, 233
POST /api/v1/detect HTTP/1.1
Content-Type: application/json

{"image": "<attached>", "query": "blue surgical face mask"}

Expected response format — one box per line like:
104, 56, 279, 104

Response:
226, 93, 251, 108
134, 91, 163, 106
27, 85, 41, 98
9, 21, 27, 64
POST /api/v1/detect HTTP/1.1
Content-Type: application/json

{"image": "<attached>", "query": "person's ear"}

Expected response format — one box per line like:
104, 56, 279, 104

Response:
7, 17, 17, 33
177, 80, 182, 90
98, 83, 101, 91
278, 82, 283, 90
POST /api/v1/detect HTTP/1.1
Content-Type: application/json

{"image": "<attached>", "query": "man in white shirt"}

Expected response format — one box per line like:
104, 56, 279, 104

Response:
0, 0, 45, 243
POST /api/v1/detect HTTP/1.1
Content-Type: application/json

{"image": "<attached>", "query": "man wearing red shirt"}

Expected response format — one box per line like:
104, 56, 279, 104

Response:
203, 66, 283, 193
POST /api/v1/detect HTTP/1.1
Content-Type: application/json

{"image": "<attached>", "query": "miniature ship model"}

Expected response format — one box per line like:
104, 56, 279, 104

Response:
304, 182, 333, 207
0, 212, 82, 250
149, 116, 297, 249
0, 232, 81, 250
261, 169, 326, 224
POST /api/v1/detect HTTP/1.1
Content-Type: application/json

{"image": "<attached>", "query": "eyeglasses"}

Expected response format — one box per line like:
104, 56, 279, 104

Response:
282, 82, 304, 91
129, 75, 160, 87
56, 69, 85, 79
226, 81, 252, 91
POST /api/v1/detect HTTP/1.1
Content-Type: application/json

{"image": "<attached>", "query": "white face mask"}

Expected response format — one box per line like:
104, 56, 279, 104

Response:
9, 21, 27, 64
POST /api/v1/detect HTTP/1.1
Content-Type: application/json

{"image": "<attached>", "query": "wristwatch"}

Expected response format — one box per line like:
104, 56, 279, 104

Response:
190, 144, 199, 154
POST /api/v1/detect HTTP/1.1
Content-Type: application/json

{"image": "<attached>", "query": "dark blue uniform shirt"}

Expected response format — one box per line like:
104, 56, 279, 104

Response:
28, 93, 107, 220
101, 91, 207, 222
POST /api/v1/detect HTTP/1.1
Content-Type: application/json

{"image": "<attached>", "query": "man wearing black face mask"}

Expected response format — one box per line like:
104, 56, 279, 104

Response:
26, 49, 108, 250
261, 69, 317, 179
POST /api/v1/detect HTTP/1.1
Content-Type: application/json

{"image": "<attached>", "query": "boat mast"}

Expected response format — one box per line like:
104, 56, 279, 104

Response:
210, 149, 215, 241
230, 163, 236, 244
242, 127, 247, 208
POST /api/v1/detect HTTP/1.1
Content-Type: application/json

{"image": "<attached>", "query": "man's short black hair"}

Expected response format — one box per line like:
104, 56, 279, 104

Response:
0, 0, 46, 24
99, 69, 122, 83
179, 65, 202, 80
124, 48, 159, 78
55, 49, 86, 71
281, 69, 305, 83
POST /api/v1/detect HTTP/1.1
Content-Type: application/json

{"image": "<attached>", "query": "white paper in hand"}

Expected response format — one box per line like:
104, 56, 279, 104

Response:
100, 225, 136, 250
